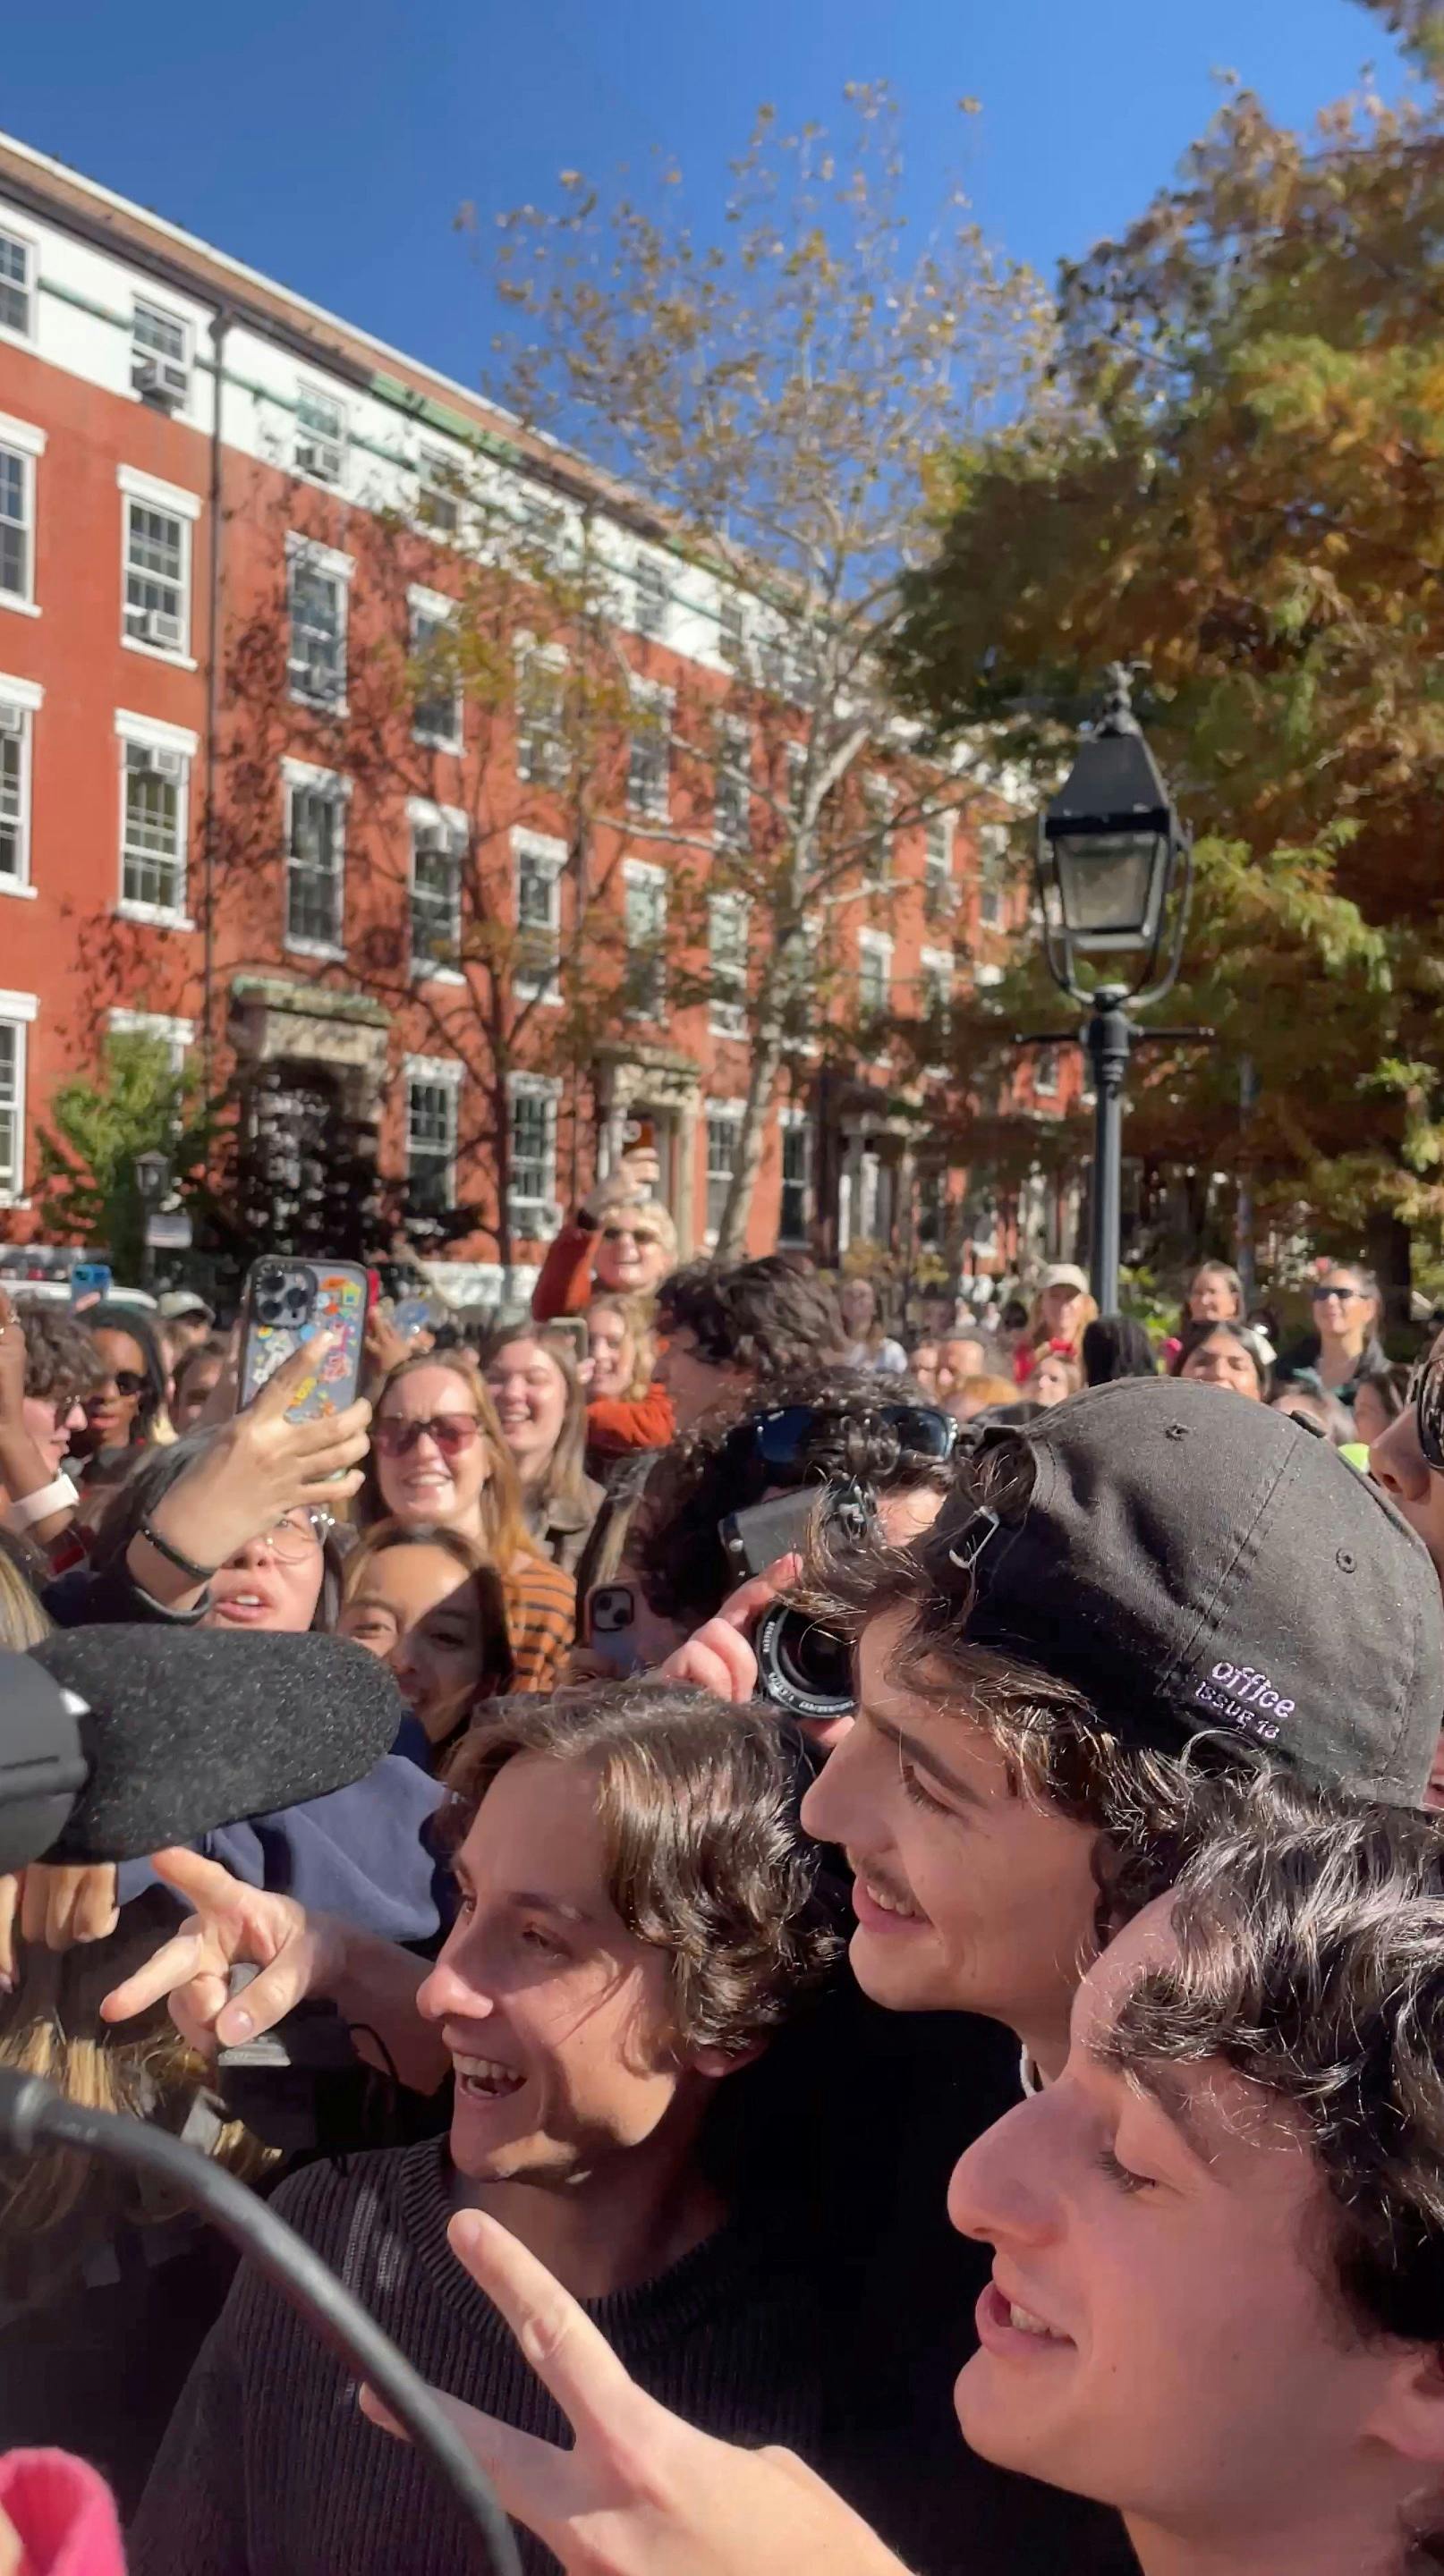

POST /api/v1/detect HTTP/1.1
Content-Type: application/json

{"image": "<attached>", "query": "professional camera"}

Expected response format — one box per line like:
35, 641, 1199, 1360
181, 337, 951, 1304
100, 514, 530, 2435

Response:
719, 1479, 868, 1725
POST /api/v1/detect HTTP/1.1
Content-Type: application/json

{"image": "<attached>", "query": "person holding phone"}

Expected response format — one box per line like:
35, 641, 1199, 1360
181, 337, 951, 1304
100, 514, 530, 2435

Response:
531, 1147, 678, 1323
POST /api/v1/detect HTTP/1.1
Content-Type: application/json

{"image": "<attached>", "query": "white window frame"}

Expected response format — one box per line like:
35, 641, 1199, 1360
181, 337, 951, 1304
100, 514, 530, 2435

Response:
718, 589, 749, 674
404, 1053, 463, 1217
131, 300, 191, 410
702, 1098, 745, 1246
0, 674, 40, 899
294, 382, 348, 487
633, 554, 668, 642
714, 715, 752, 852
626, 681, 672, 822
978, 822, 1009, 931
282, 755, 351, 960
858, 926, 893, 1018
0, 227, 37, 346
416, 444, 463, 539
708, 891, 750, 1038
786, 738, 807, 825
286, 533, 353, 711
408, 584, 463, 752
507, 1071, 562, 1233
777, 1105, 813, 1247
0, 990, 37, 1206
919, 945, 954, 1074
107, 1006, 194, 1073
514, 634, 570, 788
513, 827, 565, 1007
923, 809, 954, 914
114, 708, 198, 927
862, 775, 894, 886
623, 857, 667, 1021
117, 465, 200, 666
1033, 1044, 1061, 1099
0, 414, 44, 617
407, 796, 467, 985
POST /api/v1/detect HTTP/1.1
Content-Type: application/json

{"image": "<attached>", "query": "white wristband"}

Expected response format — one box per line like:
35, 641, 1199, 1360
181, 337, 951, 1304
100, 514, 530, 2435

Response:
4, 1471, 79, 1531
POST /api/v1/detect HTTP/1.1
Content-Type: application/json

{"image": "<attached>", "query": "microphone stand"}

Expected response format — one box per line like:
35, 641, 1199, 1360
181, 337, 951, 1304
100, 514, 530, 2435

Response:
0, 2067, 522, 2576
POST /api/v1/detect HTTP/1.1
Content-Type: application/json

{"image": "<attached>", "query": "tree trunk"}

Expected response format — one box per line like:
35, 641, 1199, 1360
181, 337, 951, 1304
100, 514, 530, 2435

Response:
714, 1026, 782, 1264
1365, 1205, 1413, 1344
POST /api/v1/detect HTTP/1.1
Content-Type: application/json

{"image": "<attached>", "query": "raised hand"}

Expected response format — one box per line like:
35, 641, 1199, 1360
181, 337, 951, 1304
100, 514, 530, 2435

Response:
655, 1555, 802, 1703
361, 2209, 913, 2576
99, 1846, 344, 2055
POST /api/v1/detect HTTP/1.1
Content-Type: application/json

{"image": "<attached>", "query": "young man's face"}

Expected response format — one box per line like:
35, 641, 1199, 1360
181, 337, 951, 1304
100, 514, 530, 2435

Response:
417, 1754, 715, 2187
948, 1898, 1406, 2546
1370, 1329, 1444, 1580
655, 1327, 751, 1432
800, 1609, 1099, 2054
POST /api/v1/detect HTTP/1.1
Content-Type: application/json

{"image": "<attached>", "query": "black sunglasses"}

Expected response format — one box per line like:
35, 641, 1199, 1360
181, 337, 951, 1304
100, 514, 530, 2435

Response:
91, 1368, 148, 1400
1409, 1353, 1444, 1474
752, 1402, 958, 1479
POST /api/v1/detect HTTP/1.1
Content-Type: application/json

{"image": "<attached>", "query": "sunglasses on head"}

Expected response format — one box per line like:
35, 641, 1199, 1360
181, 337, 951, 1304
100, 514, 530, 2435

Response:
373, 1411, 480, 1459
752, 1402, 958, 1480
92, 1369, 147, 1401
1408, 1353, 1444, 1474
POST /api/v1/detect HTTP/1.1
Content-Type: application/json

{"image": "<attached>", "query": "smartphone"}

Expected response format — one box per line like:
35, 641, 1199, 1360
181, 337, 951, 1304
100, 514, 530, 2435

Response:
622, 1116, 657, 1152
70, 1261, 112, 1308
237, 1258, 369, 1421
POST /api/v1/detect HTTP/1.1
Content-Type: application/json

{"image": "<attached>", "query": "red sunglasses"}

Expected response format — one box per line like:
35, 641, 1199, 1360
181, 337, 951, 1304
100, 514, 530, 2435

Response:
373, 1411, 480, 1459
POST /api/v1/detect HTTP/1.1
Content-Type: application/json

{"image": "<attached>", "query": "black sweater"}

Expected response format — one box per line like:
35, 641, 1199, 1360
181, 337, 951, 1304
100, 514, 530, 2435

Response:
130, 2136, 827, 2576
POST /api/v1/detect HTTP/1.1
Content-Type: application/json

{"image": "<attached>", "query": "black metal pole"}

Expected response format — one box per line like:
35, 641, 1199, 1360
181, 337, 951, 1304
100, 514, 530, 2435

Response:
1085, 987, 1132, 1314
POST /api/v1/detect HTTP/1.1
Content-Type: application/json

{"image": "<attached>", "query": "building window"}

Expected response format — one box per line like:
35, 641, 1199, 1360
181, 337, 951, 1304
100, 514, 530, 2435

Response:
1034, 1044, 1060, 1098
633, 555, 668, 640
405, 1061, 460, 1217
859, 928, 892, 1018
418, 445, 462, 538
626, 684, 671, 820
978, 822, 1009, 930
132, 301, 189, 408
285, 768, 347, 952
624, 860, 667, 1019
0, 438, 35, 608
518, 496, 564, 568
410, 807, 464, 977
919, 947, 953, 1067
0, 686, 38, 886
123, 496, 190, 657
786, 740, 807, 826
107, 1007, 193, 1072
516, 642, 569, 787
121, 738, 189, 916
704, 1104, 743, 1241
509, 1074, 559, 1225
924, 811, 953, 915
718, 591, 747, 672
287, 541, 350, 708
294, 385, 347, 487
714, 717, 751, 851
0, 1011, 30, 1201
0, 232, 34, 340
778, 1112, 812, 1245
514, 832, 564, 1004
862, 777, 893, 886
708, 893, 749, 1038
409, 591, 462, 750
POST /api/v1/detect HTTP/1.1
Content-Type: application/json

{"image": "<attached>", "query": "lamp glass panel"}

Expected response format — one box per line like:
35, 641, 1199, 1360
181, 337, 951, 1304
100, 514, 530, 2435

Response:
1053, 827, 1161, 949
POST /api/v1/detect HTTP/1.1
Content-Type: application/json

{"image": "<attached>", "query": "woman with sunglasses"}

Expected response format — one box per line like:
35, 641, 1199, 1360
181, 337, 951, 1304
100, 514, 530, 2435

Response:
531, 1147, 679, 1323
359, 1352, 575, 1694
1276, 1263, 1388, 1404
69, 1302, 174, 1495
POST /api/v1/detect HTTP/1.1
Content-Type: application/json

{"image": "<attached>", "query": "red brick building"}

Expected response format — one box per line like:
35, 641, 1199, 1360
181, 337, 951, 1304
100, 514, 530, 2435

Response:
0, 131, 1076, 1298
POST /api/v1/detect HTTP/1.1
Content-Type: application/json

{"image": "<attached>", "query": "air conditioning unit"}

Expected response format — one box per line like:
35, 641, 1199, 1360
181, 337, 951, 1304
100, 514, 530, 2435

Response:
297, 436, 344, 486
140, 607, 183, 651
131, 744, 184, 781
133, 354, 189, 411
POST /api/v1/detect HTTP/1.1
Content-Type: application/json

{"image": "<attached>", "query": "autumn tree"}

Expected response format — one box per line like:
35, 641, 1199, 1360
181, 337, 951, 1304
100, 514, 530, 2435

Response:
480, 86, 1050, 1258
892, 52, 1444, 1306
38, 1030, 216, 1282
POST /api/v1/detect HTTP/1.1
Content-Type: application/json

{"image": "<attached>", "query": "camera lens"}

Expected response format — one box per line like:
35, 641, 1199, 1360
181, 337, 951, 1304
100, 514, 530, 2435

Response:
753, 1600, 854, 1724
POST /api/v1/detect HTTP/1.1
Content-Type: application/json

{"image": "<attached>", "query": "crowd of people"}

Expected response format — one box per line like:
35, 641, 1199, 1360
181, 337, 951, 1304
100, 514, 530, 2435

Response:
3, 1155, 1444, 2576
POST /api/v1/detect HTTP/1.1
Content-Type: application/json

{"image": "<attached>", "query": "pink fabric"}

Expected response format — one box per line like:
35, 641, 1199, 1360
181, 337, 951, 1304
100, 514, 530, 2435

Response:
0, 2452, 127, 2576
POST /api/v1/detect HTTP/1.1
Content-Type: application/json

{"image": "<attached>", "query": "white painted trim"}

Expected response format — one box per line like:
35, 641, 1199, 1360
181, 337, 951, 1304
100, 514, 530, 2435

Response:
115, 901, 195, 931
108, 1006, 195, 1049
405, 795, 467, 835
407, 582, 459, 624
403, 1053, 463, 1087
285, 530, 354, 583
115, 462, 202, 521
280, 754, 351, 797
114, 707, 198, 758
0, 989, 38, 1022
121, 636, 199, 673
0, 601, 38, 620
0, 413, 45, 460
511, 825, 567, 867
0, 672, 41, 713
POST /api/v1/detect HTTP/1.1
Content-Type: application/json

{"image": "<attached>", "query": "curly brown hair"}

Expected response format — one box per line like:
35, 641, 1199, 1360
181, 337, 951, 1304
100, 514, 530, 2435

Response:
655, 1256, 845, 1379
441, 1684, 842, 2058
15, 1300, 106, 1408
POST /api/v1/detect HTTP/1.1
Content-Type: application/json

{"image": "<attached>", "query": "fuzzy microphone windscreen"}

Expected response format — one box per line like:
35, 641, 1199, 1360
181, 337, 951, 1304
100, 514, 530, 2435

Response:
29, 1626, 405, 1862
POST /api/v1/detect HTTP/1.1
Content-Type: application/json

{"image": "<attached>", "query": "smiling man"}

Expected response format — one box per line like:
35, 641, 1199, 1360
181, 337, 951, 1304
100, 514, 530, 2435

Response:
130, 1687, 840, 2576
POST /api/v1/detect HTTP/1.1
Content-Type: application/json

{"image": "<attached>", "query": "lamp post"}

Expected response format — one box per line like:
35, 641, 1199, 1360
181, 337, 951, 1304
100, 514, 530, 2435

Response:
134, 1148, 172, 1298
1032, 668, 1193, 1316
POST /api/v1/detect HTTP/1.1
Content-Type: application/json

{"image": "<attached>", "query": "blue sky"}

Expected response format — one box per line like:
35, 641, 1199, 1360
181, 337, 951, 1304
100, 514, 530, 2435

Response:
5, 1, 1407, 393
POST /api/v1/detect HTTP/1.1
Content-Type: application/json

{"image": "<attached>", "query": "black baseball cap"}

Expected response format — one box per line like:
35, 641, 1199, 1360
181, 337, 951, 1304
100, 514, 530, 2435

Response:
922, 1377, 1444, 1805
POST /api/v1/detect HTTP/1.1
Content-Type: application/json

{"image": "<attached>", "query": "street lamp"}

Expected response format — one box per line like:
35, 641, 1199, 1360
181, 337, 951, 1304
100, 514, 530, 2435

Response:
1034, 667, 1193, 1315
134, 1148, 173, 1296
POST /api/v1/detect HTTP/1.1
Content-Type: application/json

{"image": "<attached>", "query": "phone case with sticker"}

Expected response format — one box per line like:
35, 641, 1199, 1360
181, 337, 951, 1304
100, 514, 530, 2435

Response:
237, 1258, 369, 1422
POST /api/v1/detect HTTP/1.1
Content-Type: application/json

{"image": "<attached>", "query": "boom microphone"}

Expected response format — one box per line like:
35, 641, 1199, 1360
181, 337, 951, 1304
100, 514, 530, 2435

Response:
0, 1628, 404, 1872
